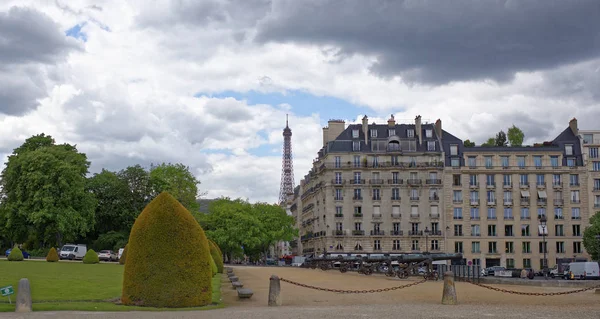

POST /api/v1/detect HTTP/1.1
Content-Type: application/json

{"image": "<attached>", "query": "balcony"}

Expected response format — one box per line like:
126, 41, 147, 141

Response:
409, 230, 423, 236
453, 182, 462, 187
537, 198, 547, 206
388, 179, 403, 185
469, 216, 479, 220
487, 199, 497, 206
520, 198, 530, 206
503, 199, 513, 206
426, 179, 442, 185
353, 196, 363, 201
469, 183, 479, 189
334, 197, 344, 201
390, 230, 403, 236
571, 199, 581, 204
331, 179, 346, 185
352, 230, 365, 236
410, 196, 420, 201
536, 183, 546, 189
430, 213, 440, 219
372, 214, 382, 220
470, 200, 480, 206
334, 213, 344, 218
554, 215, 564, 220
519, 183, 529, 189
410, 214, 420, 219
372, 196, 381, 201
486, 182, 496, 189
407, 179, 422, 186
503, 183, 512, 189
595, 203, 600, 208
504, 215, 514, 220
332, 230, 346, 236
429, 195, 440, 202
391, 213, 401, 219
353, 213, 363, 218
370, 230, 385, 236
370, 179, 384, 185
594, 187, 600, 192
553, 199, 564, 206
453, 199, 463, 204
430, 230, 442, 236
391, 196, 401, 201
570, 182, 580, 187
553, 182, 562, 189
487, 216, 497, 220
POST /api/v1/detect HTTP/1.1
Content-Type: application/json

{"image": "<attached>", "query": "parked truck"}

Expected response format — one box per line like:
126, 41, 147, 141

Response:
565, 262, 600, 280
59, 244, 87, 260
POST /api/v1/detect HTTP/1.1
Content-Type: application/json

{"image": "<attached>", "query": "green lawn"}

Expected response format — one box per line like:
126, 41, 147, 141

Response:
0, 260, 223, 312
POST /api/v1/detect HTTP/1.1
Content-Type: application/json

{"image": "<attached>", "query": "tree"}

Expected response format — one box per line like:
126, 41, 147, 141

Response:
463, 140, 475, 147
495, 130, 508, 147
481, 137, 496, 147
0, 134, 96, 247
583, 212, 600, 261
117, 165, 153, 215
252, 202, 298, 262
149, 163, 201, 212
87, 170, 133, 236
507, 125, 525, 146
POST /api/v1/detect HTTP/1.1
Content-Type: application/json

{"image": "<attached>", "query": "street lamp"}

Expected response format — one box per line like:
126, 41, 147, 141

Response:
540, 215, 548, 279
424, 227, 430, 253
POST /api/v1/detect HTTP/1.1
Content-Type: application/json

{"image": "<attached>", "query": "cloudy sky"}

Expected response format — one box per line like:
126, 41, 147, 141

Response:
1, 0, 599, 203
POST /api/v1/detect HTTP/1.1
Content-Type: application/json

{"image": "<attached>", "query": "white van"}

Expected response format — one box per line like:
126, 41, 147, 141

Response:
567, 262, 600, 280
59, 244, 87, 260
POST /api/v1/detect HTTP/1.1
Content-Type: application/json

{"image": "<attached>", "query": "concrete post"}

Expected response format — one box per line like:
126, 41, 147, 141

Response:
15, 278, 32, 313
268, 275, 282, 306
441, 271, 457, 305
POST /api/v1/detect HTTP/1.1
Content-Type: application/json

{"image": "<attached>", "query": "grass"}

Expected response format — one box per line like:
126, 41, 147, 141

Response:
0, 260, 223, 312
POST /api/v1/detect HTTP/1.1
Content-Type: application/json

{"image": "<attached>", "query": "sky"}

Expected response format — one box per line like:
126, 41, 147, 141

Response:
1, 0, 599, 203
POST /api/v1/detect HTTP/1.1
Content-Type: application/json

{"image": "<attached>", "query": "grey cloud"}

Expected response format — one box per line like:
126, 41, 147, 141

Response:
255, 0, 600, 85
204, 98, 254, 122
0, 67, 46, 115
495, 113, 556, 142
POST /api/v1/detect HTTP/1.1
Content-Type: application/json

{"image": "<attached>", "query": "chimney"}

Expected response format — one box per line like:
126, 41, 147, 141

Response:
435, 119, 442, 140
569, 117, 578, 136
388, 114, 396, 127
362, 115, 369, 144
415, 115, 422, 145
322, 127, 329, 147
323, 120, 346, 146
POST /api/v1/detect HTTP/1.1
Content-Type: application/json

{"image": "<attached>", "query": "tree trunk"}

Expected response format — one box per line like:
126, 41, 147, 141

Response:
56, 232, 62, 248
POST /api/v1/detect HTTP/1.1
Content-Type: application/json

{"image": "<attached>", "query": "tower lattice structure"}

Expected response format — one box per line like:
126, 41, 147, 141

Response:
279, 115, 295, 205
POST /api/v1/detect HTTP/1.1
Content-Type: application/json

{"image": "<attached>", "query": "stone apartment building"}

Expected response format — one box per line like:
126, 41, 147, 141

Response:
291, 115, 596, 270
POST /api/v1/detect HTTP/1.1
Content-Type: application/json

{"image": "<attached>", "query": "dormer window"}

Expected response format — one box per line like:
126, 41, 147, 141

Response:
370, 129, 378, 137
426, 129, 433, 138
427, 141, 436, 151
565, 144, 573, 156
353, 141, 361, 151
450, 144, 458, 156
407, 129, 415, 138
352, 129, 359, 138
389, 129, 396, 136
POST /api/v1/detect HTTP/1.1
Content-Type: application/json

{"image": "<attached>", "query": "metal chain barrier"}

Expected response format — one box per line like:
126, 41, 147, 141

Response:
465, 280, 600, 296
278, 277, 428, 294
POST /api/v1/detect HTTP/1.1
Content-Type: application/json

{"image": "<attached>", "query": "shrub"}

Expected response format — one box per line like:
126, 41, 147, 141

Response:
209, 254, 218, 276
7, 247, 24, 261
46, 247, 59, 262
83, 249, 99, 264
119, 245, 128, 265
208, 240, 224, 273
121, 192, 212, 308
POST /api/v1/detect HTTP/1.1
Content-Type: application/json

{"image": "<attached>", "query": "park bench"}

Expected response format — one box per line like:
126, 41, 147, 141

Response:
237, 288, 253, 299
232, 281, 243, 289
229, 276, 239, 282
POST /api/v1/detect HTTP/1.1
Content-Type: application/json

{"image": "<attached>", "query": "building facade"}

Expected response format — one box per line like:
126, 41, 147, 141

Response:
292, 115, 596, 271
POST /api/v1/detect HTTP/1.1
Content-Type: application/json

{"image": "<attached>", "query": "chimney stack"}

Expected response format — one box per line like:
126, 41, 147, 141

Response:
435, 119, 442, 140
415, 115, 422, 145
388, 114, 396, 127
569, 117, 578, 136
322, 120, 346, 147
362, 115, 369, 145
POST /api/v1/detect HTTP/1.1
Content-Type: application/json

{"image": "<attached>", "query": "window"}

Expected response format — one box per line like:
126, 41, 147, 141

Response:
522, 242, 531, 253
488, 242, 497, 253
335, 189, 343, 200
335, 172, 342, 184
590, 147, 599, 158
354, 243, 363, 251
517, 156, 526, 168
393, 240, 401, 250
565, 144, 573, 156
393, 222, 401, 232
454, 225, 463, 236
523, 258, 531, 268
335, 243, 344, 250
370, 129, 377, 138
573, 242, 582, 253
372, 188, 380, 200
504, 207, 513, 219
488, 225, 496, 236
468, 156, 477, 167
453, 207, 463, 220
534, 156, 542, 168
504, 191, 512, 201
373, 206, 381, 218
571, 191, 580, 203
487, 207, 496, 220
536, 174, 545, 185
453, 190, 462, 202
556, 242, 565, 253
594, 179, 600, 190
583, 134, 593, 144
472, 242, 480, 253
334, 156, 341, 168
372, 156, 379, 167
503, 174, 512, 186
470, 207, 479, 219
505, 241, 514, 253
501, 156, 509, 167
521, 207, 530, 219
411, 240, 419, 251
567, 158, 575, 167
455, 242, 463, 253
424, 129, 432, 138
506, 258, 515, 269
537, 207, 546, 219
427, 141, 436, 151
430, 206, 439, 218
335, 207, 342, 217
553, 174, 561, 185
521, 225, 530, 236
471, 225, 480, 236
555, 225, 564, 236
407, 129, 414, 137
431, 240, 439, 251
505, 225, 514, 236
392, 188, 400, 200
572, 207, 580, 219
486, 174, 495, 186
352, 141, 361, 151
354, 206, 362, 216
593, 162, 600, 171
485, 156, 493, 168
392, 172, 400, 183
453, 174, 462, 186
336, 222, 343, 231
520, 174, 528, 185
487, 191, 495, 203
573, 225, 581, 236
374, 240, 381, 250
554, 207, 563, 219
354, 172, 361, 183
352, 129, 359, 138
354, 222, 362, 230
538, 242, 547, 253
353, 155, 361, 167
411, 206, 419, 218
450, 144, 458, 156
451, 158, 460, 167
410, 189, 419, 200
570, 174, 579, 186
470, 174, 478, 186
389, 129, 396, 136
550, 156, 559, 167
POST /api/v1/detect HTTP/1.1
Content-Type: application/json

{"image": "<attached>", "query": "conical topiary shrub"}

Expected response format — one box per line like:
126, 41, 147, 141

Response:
209, 254, 218, 276
119, 245, 128, 265
83, 249, 99, 264
208, 240, 224, 273
121, 192, 212, 308
46, 247, 59, 262
7, 246, 24, 261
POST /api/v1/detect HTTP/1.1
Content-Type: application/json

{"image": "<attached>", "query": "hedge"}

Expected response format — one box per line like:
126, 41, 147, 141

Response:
46, 247, 59, 262
209, 254, 218, 276
7, 247, 24, 261
119, 244, 128, 265
208, 240, 224, 273
83, 249, 99, 264
121, 192, 212, 308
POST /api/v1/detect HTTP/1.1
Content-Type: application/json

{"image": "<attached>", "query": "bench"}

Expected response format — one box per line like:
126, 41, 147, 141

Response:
237, 288, 253, 299
229, 276, 239, 282
232, 281, 243, 289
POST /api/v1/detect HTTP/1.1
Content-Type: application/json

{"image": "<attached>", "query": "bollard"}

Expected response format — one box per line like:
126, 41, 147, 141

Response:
15, 278, 32, 313
441, 271, 457, 305
595, 289, 600, 295
268, 275, 282, 306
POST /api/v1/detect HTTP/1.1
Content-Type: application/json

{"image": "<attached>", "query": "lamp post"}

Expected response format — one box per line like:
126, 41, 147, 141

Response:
424, 227, 430, 253
540, 215, 548, 279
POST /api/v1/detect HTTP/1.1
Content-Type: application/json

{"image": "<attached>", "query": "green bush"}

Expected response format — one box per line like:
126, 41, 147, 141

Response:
209, 254, 217, 276
46, 247, 59, 262
28, 247, 51, 257
121, 192, 212, 308
119, 245, 128, 265
83, 249, 100, 264
208, 240, 224, 273
7, 246, 24, 261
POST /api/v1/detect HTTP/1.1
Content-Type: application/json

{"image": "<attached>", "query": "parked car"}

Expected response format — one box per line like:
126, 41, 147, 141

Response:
5, 248, 30, 259
481, 266, 506, 276
98, 250, 117, 262
59, 244, 87, 260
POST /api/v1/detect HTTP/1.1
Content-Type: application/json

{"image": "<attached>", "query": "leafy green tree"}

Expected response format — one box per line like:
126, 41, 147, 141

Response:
583, 212, 600, 260
463, 140, 475, 147
495, 130, 508, 147
149, 163, 201, 212
507, 125, 525, 146
87, 170, 133, 235
117, 164, 154, 215
481, 137, 496, 147
252, 202, 298, 262
0, 134, 96, 247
